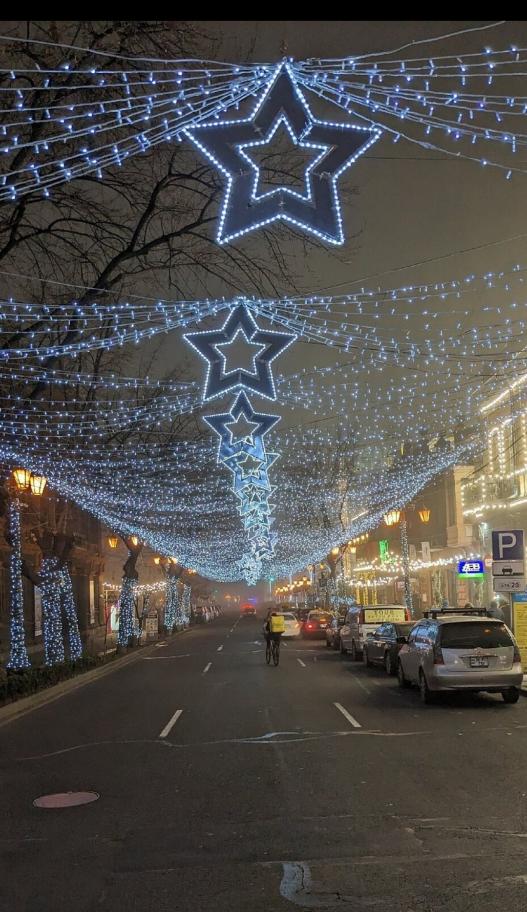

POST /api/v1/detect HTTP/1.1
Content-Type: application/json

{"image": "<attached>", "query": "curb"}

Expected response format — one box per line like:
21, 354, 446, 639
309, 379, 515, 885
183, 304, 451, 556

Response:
0, 627, 190, 729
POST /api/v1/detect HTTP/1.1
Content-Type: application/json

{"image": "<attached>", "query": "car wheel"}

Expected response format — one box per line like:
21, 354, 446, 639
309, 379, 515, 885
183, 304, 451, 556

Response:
397, 660, 410, 688
339, 638, 347, 655
419, 670, 435, 705
363, 647, 372, 667
350, 640, 359, 662
384, 651, 395, 676
502, 687, 520, 704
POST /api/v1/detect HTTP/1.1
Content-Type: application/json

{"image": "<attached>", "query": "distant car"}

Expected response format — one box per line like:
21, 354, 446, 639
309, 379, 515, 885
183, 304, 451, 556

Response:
397, 612, 523, 704
241, 603, 257, 617
325, 614, 346, 648
280, 611, 301, 638
362, 622, 414, 675
303, 610, 332, 638
296, 607, 311, 629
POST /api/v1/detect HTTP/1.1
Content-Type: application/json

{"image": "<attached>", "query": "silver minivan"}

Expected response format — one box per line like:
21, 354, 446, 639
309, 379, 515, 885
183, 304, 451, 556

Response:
398, 611, 523, 704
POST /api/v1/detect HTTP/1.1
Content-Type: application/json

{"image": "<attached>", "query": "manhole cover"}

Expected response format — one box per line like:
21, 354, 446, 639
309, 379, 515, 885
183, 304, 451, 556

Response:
33, 791, 99, 808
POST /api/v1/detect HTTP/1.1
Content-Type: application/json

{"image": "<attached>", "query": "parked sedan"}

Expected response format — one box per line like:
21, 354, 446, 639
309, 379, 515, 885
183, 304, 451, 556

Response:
303, 610, 332, 639
362, 622, 414, 675
326, 614, 346, 649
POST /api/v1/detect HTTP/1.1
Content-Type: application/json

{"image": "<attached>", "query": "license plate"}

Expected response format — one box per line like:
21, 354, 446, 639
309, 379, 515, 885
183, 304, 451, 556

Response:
320, 623, 326, 628
470, 656, 489, 667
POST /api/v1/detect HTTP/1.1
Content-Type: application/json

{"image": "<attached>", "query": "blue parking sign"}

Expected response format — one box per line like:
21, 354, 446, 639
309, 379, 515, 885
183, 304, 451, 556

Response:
492, 530, 524, 562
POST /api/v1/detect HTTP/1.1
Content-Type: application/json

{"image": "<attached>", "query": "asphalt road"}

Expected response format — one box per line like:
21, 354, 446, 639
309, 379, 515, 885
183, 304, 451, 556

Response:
2, 610, 527, 911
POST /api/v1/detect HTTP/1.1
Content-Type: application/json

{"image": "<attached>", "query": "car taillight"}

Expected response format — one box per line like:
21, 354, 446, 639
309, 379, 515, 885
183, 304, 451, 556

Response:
433, 645, 444, 665
513, 644, 522, 663
307, 623, 313, 629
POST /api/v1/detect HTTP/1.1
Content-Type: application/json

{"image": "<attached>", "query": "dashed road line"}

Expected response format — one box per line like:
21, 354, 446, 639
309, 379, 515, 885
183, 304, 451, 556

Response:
297, 658, 306, 668
203, 662, 212, 674
217, 645, 224, 652
158, 709, 183, 739
333, 702, 362, 728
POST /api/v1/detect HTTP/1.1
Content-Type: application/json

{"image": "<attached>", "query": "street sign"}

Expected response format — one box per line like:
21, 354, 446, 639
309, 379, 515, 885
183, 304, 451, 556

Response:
457, 559, 485, 578
493, 577, 526, 593
491, 530, 525, 577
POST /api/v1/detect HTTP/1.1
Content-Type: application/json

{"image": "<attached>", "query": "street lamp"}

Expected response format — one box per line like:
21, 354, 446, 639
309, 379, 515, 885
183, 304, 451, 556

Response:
12, 468, 31, 492
108, 535, 119, 549
384, 509, 401, 527
418, 507, 431, 524
29, 474, 47, 496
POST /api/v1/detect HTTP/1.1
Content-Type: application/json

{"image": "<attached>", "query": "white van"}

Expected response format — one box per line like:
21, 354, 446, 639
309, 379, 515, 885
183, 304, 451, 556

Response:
339, 604, 409, 660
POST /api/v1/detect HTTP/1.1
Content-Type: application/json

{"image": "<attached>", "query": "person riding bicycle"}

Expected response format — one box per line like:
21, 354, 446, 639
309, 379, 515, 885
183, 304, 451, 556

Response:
264, 610, 285, 651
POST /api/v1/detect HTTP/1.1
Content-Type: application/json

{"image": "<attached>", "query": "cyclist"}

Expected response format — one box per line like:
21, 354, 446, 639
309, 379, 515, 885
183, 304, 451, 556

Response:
263, 609, 285, 655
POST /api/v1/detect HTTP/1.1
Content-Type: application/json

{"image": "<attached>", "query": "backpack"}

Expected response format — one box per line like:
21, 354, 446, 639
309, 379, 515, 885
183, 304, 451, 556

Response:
269, 614, 285, 634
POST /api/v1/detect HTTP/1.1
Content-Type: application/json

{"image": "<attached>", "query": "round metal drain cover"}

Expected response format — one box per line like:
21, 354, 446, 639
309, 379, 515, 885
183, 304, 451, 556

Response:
33, 791, 99, 809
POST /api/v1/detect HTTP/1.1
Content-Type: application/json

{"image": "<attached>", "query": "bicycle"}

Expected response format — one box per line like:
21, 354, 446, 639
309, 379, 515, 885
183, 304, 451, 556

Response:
265, 636, 280, 666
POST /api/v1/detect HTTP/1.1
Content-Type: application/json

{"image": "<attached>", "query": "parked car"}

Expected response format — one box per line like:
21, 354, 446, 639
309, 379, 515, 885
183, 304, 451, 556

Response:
303, 610, 332, 638
362, 622, 414, 674
241, 603, 257, 617
397, 610, 523, 704
280, 611, 301, 638
339, 604, 408, 660
325, 613, 346, 649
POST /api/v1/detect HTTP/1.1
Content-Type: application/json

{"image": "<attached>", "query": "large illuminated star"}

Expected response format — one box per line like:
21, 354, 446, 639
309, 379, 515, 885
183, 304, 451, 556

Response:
184, 303, 296, 402
184, 61, 381, 245
203, 391, 280, 461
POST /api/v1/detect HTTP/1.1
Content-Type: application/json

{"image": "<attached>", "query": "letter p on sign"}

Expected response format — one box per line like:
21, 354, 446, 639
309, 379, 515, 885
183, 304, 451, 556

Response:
492, 529, 524, 562
498, 532, 516, 558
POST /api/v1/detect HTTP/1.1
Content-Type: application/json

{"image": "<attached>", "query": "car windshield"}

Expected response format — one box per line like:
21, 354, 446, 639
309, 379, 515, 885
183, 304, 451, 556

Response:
309, 612, 330, 620
395, 623, 414, 635
282, 613, 296, 620
440, 622, 514, 649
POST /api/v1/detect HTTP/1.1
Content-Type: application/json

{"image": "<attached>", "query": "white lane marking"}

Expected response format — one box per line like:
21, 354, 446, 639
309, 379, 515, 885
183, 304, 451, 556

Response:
333, 702, 362, 729
297, 658, 306, 667
282, 642, 288, 647
155, 642, 167, 648
203, 662, 212, 674
158, 709, 183, 739
141, 654, 191, 661
350, 674, 371, 696
217, 645, 224, 652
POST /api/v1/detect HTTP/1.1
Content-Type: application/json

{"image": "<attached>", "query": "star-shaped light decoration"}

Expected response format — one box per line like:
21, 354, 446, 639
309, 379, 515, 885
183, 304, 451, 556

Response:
184, 303, 295, 402
184, 61, 381, 245
204, 391, 280, 462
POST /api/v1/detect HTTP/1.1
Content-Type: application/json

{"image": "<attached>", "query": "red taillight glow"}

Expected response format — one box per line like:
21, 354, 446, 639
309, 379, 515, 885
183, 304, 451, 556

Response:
307, 623, 313, 629
433, 646, 444, 665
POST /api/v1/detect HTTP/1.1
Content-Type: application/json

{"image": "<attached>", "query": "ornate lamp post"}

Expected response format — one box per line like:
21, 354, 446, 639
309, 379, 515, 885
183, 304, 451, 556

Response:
7, 468, 47, 669
384, 509, 412, 617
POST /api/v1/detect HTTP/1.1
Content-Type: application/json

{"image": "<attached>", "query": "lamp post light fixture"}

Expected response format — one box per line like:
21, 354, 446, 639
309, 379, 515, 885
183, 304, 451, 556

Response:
108, 536, 119, 549
29, 474, 47, 497
384, 509, 401, 527
418, 507, 431, 524
130, 535, 139, 547
12, 467, 31, 492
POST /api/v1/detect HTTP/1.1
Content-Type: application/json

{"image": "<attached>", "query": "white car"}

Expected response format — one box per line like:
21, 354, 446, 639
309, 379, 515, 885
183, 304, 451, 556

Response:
281, 611, 301, 638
